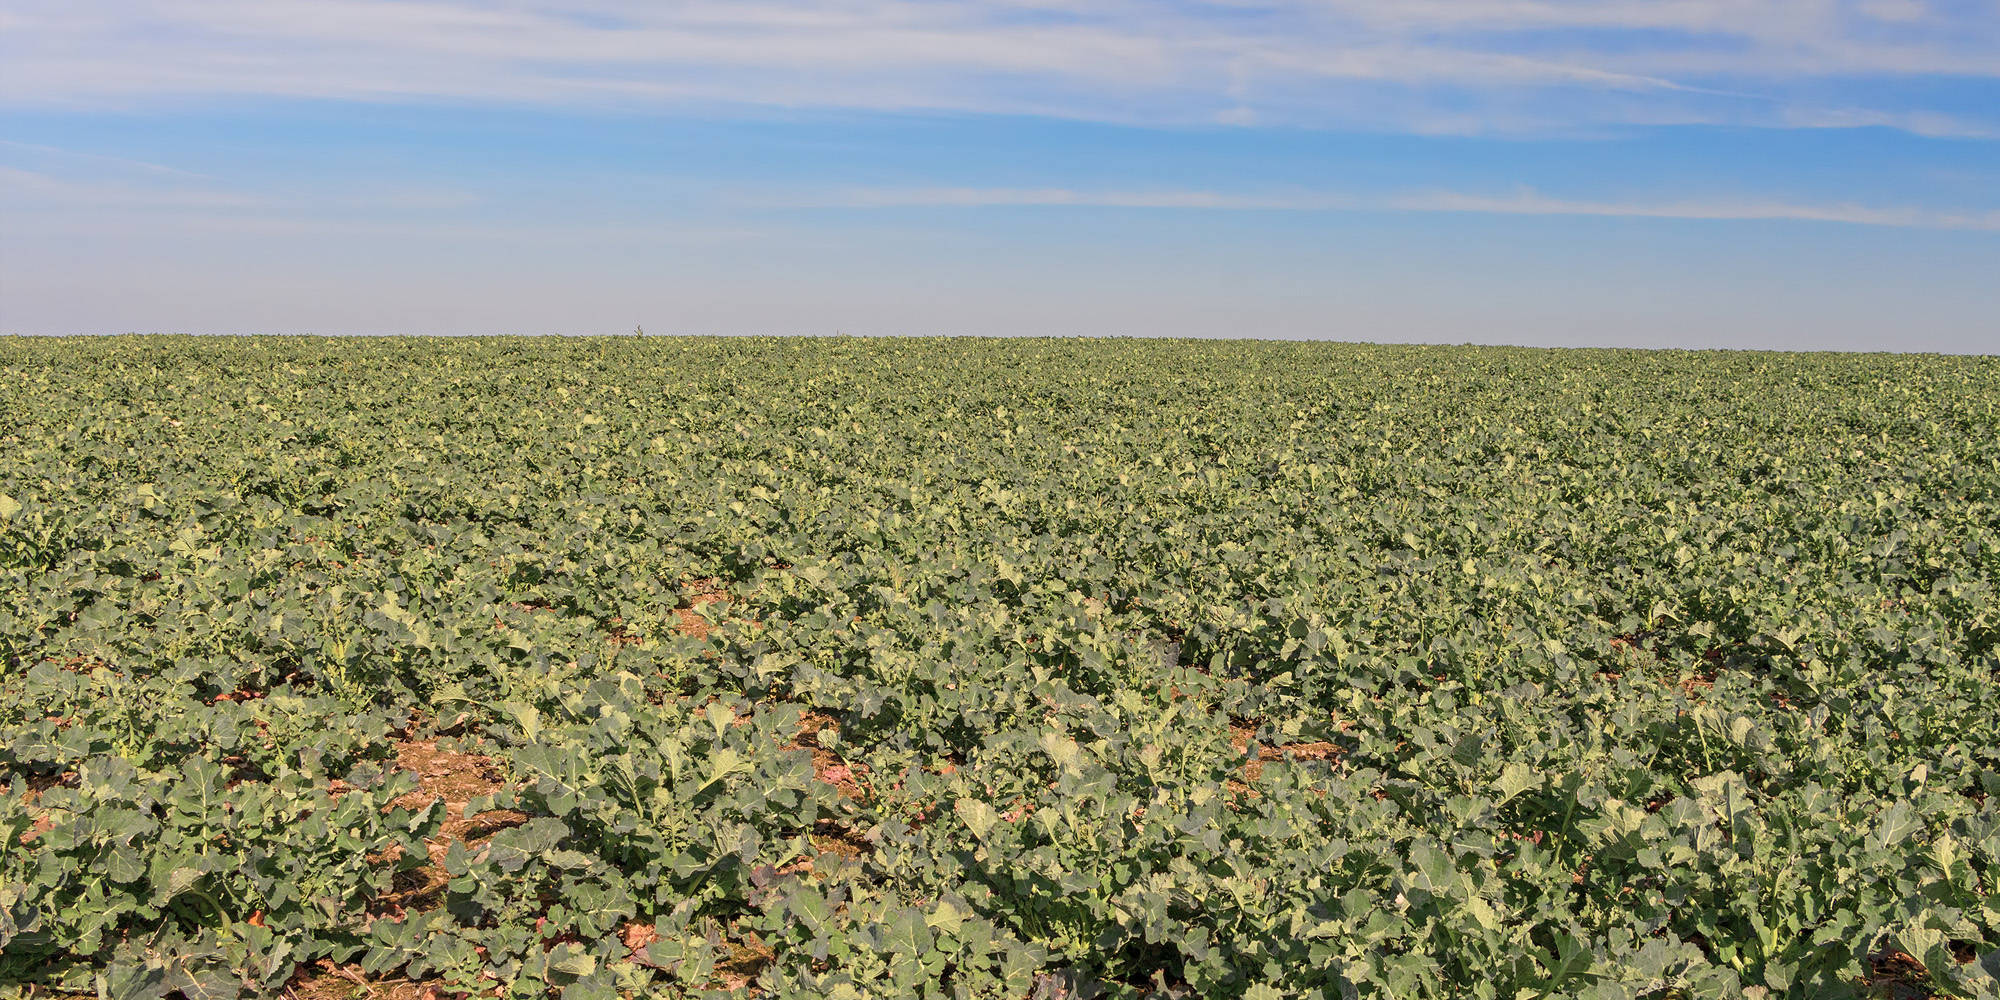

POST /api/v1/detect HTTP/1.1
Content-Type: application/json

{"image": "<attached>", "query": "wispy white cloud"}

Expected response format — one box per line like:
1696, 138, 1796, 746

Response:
830, 187, 1354, 210
815, 183, 2000, 231
0, 140, 225, 179
0, 165, 265, 209
0, 146, 490, 215
2, 1, 1995, 133
1387, 189, 2000, 230
336, 186, 484, 211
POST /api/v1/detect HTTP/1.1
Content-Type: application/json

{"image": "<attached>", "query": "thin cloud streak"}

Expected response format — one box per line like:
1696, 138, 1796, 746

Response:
821, 185, 2000, 231
1390, 190, 2000, 230
0, 165, 266, 209
832, 187, 1356, 210
0, 140, 225, 180
3, 1, 1996, 133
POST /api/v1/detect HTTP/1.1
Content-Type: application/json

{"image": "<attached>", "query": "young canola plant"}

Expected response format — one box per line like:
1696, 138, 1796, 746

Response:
1, 336, 1996, 1000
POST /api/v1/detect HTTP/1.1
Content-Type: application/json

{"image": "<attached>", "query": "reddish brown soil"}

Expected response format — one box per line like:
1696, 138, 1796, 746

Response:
287, 963, 437, 1000
788, 710, 870, 800
673, 577, 733, 639
1863, 949, 1937, 998
715, 931, 776, 991
291, 739, 523, 999
1229, 724, 1345, 783
377, 741, 525, 913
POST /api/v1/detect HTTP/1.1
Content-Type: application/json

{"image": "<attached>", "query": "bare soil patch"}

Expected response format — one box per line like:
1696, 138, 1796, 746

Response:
1229, 723, 1345, 783
673, 577, 733, 639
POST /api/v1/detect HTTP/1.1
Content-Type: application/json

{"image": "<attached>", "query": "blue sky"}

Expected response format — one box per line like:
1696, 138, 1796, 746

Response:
2, 1, 1996, 350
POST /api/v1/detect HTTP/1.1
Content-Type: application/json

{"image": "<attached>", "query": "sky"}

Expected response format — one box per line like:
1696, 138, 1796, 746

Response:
2, 1, 1997, 351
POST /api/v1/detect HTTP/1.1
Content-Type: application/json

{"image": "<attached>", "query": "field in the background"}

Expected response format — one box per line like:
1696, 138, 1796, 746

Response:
3, 337, 1997, 1000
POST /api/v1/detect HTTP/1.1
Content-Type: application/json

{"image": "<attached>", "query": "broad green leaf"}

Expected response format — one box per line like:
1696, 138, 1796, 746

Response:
884, 909, 932, 957
955, 799, 999, 841
1869, 801, 1919, 852
1492, 763, 1538, 803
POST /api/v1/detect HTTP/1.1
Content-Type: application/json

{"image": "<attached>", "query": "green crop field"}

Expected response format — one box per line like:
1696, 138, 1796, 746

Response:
3, 336, 1997, 1000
